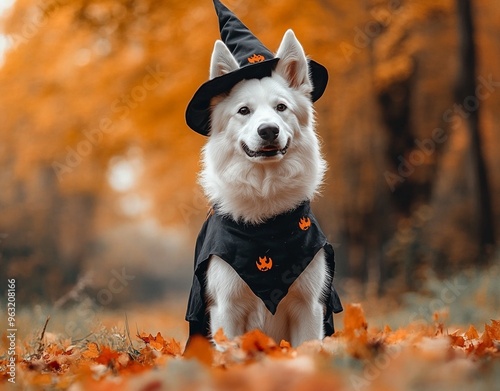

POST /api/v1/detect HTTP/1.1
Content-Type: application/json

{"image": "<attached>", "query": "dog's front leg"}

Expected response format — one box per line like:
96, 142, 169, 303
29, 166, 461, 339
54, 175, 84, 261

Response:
206, 256, 248, 341
288, 301, 324, 347
286, 249, 328, 346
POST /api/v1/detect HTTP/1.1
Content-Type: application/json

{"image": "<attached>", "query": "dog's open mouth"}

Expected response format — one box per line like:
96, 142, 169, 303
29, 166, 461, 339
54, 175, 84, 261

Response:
241, 140, 290, 158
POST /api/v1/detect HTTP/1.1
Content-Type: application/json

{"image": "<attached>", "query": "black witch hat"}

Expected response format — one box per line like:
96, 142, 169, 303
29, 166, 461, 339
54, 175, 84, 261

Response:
185, 0, 328, 136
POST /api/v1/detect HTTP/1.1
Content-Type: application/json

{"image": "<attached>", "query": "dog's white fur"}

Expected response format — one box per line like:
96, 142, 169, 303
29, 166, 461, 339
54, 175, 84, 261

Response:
201, 30, 329, 347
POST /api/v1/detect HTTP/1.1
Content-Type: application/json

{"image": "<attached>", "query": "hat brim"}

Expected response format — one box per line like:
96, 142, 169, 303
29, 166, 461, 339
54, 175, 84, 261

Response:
185, 58, 328, 136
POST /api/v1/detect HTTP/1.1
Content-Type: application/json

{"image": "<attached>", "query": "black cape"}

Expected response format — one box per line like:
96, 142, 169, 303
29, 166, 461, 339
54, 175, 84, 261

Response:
185, 201, 343, 337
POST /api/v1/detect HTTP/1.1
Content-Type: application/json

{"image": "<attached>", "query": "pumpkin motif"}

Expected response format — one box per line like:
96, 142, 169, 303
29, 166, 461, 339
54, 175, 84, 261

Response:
256, 256, 273, 272
247, 53, 266, 64
299, 216, 311, 231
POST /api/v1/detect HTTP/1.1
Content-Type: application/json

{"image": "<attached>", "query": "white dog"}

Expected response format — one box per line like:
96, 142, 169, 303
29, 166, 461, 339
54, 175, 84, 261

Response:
194, 30, 334, 347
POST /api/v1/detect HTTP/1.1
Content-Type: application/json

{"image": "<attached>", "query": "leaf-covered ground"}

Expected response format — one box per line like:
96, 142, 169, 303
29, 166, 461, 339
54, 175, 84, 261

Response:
2, 266, 500, 390
1, 302, 499, 391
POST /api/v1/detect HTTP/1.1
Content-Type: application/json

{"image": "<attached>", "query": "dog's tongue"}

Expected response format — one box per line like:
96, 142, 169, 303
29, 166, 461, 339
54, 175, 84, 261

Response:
261, 145, 279, 152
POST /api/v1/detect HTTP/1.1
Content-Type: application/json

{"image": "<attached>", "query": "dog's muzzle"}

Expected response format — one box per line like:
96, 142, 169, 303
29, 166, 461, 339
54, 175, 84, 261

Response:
241, 139, 290, 158
241, 123, 289, 159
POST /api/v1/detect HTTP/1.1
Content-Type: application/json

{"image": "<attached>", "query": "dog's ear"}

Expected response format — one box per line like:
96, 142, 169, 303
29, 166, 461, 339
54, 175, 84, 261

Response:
210, 40, 239, 80
275, 30, 312, 91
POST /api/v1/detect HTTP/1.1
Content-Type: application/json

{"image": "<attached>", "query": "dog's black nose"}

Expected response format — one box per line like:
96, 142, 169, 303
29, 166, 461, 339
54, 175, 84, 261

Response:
257, 124, 279, 141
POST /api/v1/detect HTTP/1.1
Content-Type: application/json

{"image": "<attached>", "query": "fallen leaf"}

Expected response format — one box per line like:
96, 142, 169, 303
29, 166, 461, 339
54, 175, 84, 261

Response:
486, 320, 500, 340
465, 325, 479, 340
183, 335, 214, 366
82, 342, 100, 359
240, 329, 277, 354
95, 346, 121, 366
214, 328, 228, 345
343, 303, 368, 337
279, 340, 291, 349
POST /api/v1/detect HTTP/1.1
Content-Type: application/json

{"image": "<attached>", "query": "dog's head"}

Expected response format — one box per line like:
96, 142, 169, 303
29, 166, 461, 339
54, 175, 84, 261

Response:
201, 30, 326, 222
207, 30, 314, 164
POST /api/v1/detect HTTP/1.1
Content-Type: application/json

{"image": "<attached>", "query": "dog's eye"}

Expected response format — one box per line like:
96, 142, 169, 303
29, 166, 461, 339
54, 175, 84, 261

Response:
276, 103, 287, 112
238, 106, 251, 115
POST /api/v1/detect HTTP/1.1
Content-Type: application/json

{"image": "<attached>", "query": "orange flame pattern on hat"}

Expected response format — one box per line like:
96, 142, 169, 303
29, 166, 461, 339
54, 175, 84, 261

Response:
247, 54, 266, 64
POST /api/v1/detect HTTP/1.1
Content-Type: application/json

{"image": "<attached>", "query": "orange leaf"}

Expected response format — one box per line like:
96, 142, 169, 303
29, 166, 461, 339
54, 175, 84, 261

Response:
279, 340, 291, 349
183, 336, 213, 366
343, 303, 368, 337
240, 329, 277, 353
95, 346, 121, 365
163, 338, 182, 356
485, 324, 500, 342
82, 342, 99, 359
486, 320, 500, 340
150, 332, 164, 351
155, 332, 165, 344
137, 332, 151, 344
449, 334, 465, 348
384, 328, 408, 344
213, 328, 228, 345
475, 324, 495, 355
465, 325, 479, 340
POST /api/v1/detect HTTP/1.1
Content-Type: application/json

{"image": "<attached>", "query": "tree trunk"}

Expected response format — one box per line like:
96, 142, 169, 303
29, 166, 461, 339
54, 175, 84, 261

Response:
455, 0, 495, 259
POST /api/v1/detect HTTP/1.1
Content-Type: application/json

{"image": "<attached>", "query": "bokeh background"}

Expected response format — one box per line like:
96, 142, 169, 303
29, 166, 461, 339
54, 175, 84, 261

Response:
0, 0, 499, 336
